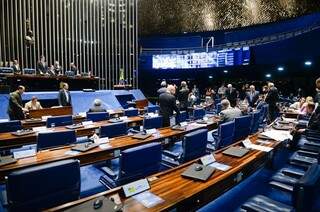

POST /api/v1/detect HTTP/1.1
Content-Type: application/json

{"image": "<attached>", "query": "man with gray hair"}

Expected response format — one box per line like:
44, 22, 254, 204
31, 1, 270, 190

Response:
159, 84, 180, 127
157, 80, 167, 95
246, 85, 260, 107
225, 83, 237, 107
88, 99, 107, 112
219, 99, 242, 123
265, 82, 279, 122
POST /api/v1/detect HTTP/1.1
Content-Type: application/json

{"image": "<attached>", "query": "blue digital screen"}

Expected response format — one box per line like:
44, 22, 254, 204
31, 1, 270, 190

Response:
152, 46, 250, 69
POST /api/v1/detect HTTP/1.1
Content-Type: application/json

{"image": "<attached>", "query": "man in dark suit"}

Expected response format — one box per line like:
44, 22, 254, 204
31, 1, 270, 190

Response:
11, 60, 21, 74
315, 77, 320, 104
265, 82, 279, 123
246, 85, 260, 107
7, 85, 28, 120
36, 55, 48, 75
159, 85, 180, 127
177, 81, 189, 111
58, 83, 72, 106
225, 84, 237, 107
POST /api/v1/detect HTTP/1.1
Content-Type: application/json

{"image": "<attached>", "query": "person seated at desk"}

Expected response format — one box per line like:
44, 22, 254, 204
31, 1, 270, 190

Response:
47, 65, 56, 76
68, 62, 78, 76
58, 83, 72, 106
299, 96, 314, 114
11, 59, 21, 74
7, 85, 28, 120
24, 96, 43, 110
88, 99, 107, 112
54, 61, 63, 75
36, 55, 48, 75
219, 99, 242, 123
290, 97, 306, 110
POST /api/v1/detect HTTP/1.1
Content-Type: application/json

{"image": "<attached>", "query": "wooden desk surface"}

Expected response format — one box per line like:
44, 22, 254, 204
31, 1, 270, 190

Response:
48, 133, 280, 212
0, 116, 143, 149
0, 120, 219, 182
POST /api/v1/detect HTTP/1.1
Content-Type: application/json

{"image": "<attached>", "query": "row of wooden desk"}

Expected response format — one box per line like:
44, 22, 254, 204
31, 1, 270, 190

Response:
48, 132, 282, 212
0, 117, 220, 182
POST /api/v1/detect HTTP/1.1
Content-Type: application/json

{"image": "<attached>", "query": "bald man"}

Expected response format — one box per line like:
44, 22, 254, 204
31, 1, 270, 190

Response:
7, 85, 28, 120
159, 85, 180, 127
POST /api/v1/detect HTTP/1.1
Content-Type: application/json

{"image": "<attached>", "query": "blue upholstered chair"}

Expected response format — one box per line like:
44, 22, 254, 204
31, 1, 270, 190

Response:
241, 164, 320, 212
258, 104, 269, 127
86, 112, 109, 122
162, 129, 208, 168
4, 159, 80, 211
147, 105, 160, 113
37, 130, 76, 151
250, 111, 261, 134
46, 115, 73, 128
99, 122, 127, 138
215, 103, 222, 114
23, 68, 35, 75
143, 116, 163, 130
0, 121, 22, 133
176, 111, 188, 123
99, 142, 162, 189
233, 115, 252, 141
124, 108, 139, 117
207, 121, 235, 151
193, 108, 206, 120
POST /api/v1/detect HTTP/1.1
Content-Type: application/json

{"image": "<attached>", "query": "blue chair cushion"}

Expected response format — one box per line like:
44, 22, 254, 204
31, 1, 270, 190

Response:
37, 130, 76, 151
241, 195, 293, 212
86, 112, 110, 122
0, 121, 22, 133
99, 122, 127, 138
124, 109, 139, 117
80, 164, 106, 198
46, 115, 73, 128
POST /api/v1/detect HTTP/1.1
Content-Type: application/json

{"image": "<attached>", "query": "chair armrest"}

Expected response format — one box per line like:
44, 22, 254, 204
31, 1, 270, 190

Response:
305, 141, 320, 147
296, 150, 319, 158
101, 167, 117, 179
269, 181, 294, 193
162, 150, 180, 159
299, 145, 320, 153
281, 168, 305, 178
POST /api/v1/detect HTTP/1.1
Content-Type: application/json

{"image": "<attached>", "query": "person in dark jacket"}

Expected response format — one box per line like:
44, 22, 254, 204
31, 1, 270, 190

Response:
315, 77, 320, 104
58, 83, 72, 106
246, 85, 260, 107
36, 55, 48, 75
7, 85, 28, 120
178, 81, 189, 111
225, 84, 237, 107
265, 82, 279, 123
157, 81, 167, 95
159, 85, 180, 127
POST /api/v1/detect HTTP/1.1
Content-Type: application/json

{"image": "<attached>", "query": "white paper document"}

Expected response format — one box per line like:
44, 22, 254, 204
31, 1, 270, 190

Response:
261, 130, 293, 141
99, 144, 112, 150
208, 162, 231, 171
13, 149, 36, 159
64, 150, 80, 156
132, 191, 164, 208
242, 139, 273, 152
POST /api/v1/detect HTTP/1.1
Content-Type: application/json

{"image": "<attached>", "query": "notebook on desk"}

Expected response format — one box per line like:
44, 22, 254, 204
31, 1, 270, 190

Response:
222, 146, 250, 158
132, 133, 152, 140
0, 155, 17, 167
181, 163, 215, 181
71, 142, 99, 152
11, 129, 35, 136
65, 123, 83, 129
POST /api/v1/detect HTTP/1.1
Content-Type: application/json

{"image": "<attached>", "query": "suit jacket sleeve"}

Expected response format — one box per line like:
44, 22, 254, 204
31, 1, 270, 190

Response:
58, 90, 63, 106
172, 96, 180, 115
10, 93, 22, 109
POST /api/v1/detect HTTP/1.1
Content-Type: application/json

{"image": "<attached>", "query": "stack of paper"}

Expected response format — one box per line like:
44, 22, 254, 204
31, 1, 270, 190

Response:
261, 130, 293, 141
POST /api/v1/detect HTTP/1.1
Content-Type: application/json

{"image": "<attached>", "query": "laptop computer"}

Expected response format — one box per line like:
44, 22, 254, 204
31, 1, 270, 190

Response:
0, 155, 17, 167
181, 163, 215, 181
71, 142, 99, 152
132, 133, 152, 140
222, 146, 250, 158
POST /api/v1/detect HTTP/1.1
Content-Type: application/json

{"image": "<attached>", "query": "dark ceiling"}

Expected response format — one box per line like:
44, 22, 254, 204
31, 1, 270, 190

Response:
138, 0, 320, 35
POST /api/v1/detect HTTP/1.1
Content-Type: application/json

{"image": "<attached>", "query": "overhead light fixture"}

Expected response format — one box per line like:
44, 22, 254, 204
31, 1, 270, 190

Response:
223, 70, 228, 73
208, 75, 213, 79
277, 66, 284, 71
265, 74, 271, 78
305, 61, 312, 66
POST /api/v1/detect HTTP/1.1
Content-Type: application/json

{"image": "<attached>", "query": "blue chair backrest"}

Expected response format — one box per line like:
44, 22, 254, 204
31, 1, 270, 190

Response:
0, 121, 22, 133
292, 163, 320, 211
99, 122, 127, 138
216, 103, 222, 114
147, 105, 160, 113
46, 115, 73, 128
176, 111, 188, 123
119, 142, 161, 184
259, 104, 269, 124
234, 115, 252, 141
143, 116, 163, 129
37, 130, 76, 151
124, 108, 139, 117
193, 108, 205, 120
6, 159, 80, 211
250, 111, 261, 134
66, 70, 75, 77
182, 129, 208, 162
0, 67, 14, 74
86, 112, 109, 122
216, 121, 235, 150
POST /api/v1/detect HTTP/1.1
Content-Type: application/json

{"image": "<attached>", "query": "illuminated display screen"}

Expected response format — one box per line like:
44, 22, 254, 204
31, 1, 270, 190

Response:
152, 47, 250, 69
